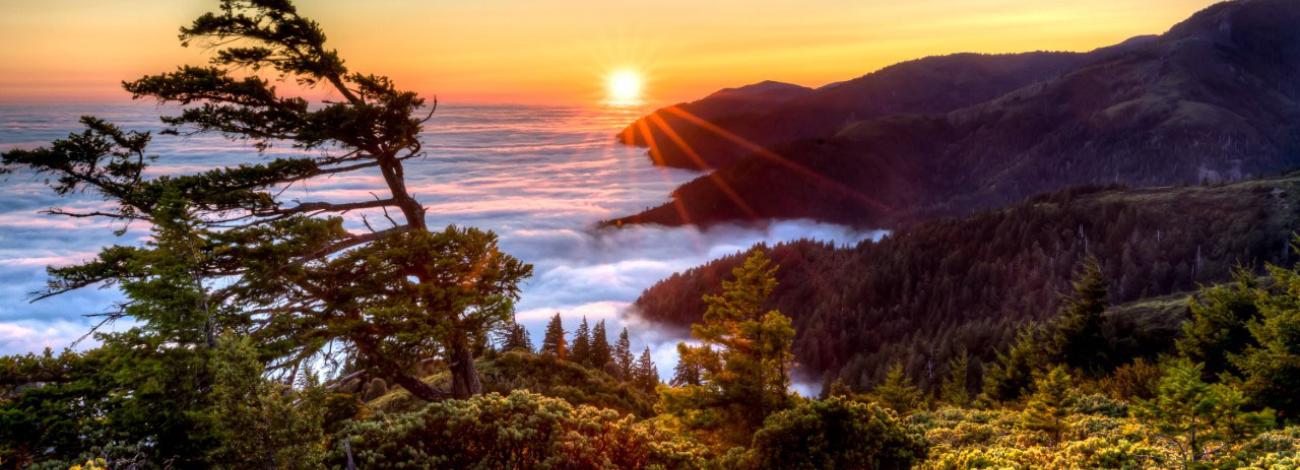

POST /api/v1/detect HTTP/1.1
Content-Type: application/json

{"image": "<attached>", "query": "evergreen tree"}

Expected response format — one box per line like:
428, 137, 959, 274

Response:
1020, 366, 1075, 443
541, 314, 567, 360
614, 327, 635, 381
981, 325, 1048, 403
939, 349, 971, 406
1135, 359, 1273, 466
502, 323, 533, 353
208, 336, 325, 469
1177, 267, 1260, 379
571, 317, 592, 366
1233, 264, 1300, 421
661, 250, 796, 439
0, 0, 532, 400
873, 363, 923, 415
590, 320, 613, 370
670, 343, 705, 387
635, 347, 659, 391
1051, 256, 1110, 376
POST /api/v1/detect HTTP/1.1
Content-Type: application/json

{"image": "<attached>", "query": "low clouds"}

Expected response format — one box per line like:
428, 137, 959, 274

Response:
0, 103, 877, 388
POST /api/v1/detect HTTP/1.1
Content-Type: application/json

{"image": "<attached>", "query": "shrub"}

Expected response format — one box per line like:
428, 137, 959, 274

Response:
734, 397, 927, 470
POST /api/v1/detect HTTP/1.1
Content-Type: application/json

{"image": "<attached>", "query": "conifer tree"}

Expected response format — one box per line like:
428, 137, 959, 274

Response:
873, 363, 923, 414
0, 0, 532, 400
1020, 366, 1075, 443
590, 320, 612, 370
1135, 359, 1273, 466
1233, 263, 1300, 421
661, 250, 795, 437
541, 314, 567, 360
502, 323, 532, 353
1177, 267, 1260, 379
939, 349, 971, 406
635, 347, 659, 391
570, 317, 591, 366
670, 343, 705, 387
1051, 256, 1111, 376
614, 327, 634, 380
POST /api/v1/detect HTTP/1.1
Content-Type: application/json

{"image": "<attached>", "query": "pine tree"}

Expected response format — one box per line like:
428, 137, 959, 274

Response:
939, 349, 971, 406
0, 0, 533, 400
873, 363, 923, 414
1177, 267, 1259, 379
590, 320, 612, 370
1020, 366, 1075, 443
1051, 256, 1110, 376
570, 317, 591, 366
541, 314, 567, 360
1135, 359, 1273, 466
614, 328, 634, 381
1233, 263, 1300, 421
635, 347, 659, 391
670, 343, 704, 386
502, 323, 533, 353
661, 250, 796, 437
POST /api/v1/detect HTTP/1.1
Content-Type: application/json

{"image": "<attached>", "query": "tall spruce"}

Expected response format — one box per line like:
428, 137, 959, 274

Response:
1051, 256, 1111, 376
873, 363, 923, 414
502, 323, 533, 353
614, 327, 634, 380
571, 317, 592, 366
541, 314, 567, 360
939, 349, 971, 406
0, 0, 532, 400
635, 347, 659, 391
661, 250, 796, 438
590, 320, 612, 370
1020, 366, 1075, 443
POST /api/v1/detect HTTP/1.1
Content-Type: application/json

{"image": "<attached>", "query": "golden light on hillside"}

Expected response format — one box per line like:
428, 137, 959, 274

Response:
605, 69, 644, 106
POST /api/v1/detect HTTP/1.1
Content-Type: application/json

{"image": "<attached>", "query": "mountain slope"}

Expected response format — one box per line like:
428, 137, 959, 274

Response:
611, 0, 1300, 228
633, 174, 1300, 390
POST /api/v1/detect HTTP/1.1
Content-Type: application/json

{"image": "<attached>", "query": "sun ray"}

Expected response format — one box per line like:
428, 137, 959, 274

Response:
646, 113, 759, 220
661, 106, 892, 213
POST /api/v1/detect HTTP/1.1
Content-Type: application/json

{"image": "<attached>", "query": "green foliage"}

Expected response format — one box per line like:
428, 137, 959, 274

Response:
1, 0, 534, 401
572, 317, 592, 366
1134, 359, 1274, 467
206, 336, 326, 469
590, 320, 613, 371
1234, 263, 1300, 423
1050, 257, 1111, 376
873, 363, 924, 415
980, 325, 1048, 403
1177, 267, 1261, 378
938, 350, 971, 407
633, 347, 659, 392
335, 390, 707, 470
733, 397, 927, 470
661, 250, 796, 442
1020, 366, 1076, 443
614, 328, 635, 380
541, 314, 568, 360
502, 322, 534, 353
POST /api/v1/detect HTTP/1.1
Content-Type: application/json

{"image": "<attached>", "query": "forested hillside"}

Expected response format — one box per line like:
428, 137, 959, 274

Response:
611, 0, 1300, 227
636, 175, 1300, 390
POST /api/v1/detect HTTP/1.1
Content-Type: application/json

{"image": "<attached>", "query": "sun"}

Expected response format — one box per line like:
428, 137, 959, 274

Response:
605, 69, 643, 106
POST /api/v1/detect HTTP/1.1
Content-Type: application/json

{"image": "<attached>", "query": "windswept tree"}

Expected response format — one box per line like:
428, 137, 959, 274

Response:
0, 0, 531, 400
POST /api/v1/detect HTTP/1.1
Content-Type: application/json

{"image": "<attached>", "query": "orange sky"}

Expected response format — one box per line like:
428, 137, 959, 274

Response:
1, 0, 1218, 106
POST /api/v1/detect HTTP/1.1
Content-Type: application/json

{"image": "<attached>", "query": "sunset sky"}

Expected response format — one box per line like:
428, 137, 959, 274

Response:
2, 0, 1218, 105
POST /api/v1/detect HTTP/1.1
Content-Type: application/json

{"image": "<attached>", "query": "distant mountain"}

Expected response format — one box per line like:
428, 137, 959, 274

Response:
633, 174, 1300, 390
610, 0, 1300, 228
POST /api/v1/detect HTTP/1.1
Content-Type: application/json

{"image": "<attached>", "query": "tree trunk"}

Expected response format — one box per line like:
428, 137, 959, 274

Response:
448, 332, 482, 398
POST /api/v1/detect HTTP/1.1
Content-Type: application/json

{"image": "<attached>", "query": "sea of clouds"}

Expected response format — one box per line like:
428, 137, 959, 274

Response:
0, 103, 882, 385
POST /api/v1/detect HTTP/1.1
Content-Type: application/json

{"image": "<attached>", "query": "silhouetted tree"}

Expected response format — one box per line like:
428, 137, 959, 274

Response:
614, 328, 634, 380
571, 317, 591, 366
590, 320, 612, 370
0, 0, 532, 400
541, 314, 567, 360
